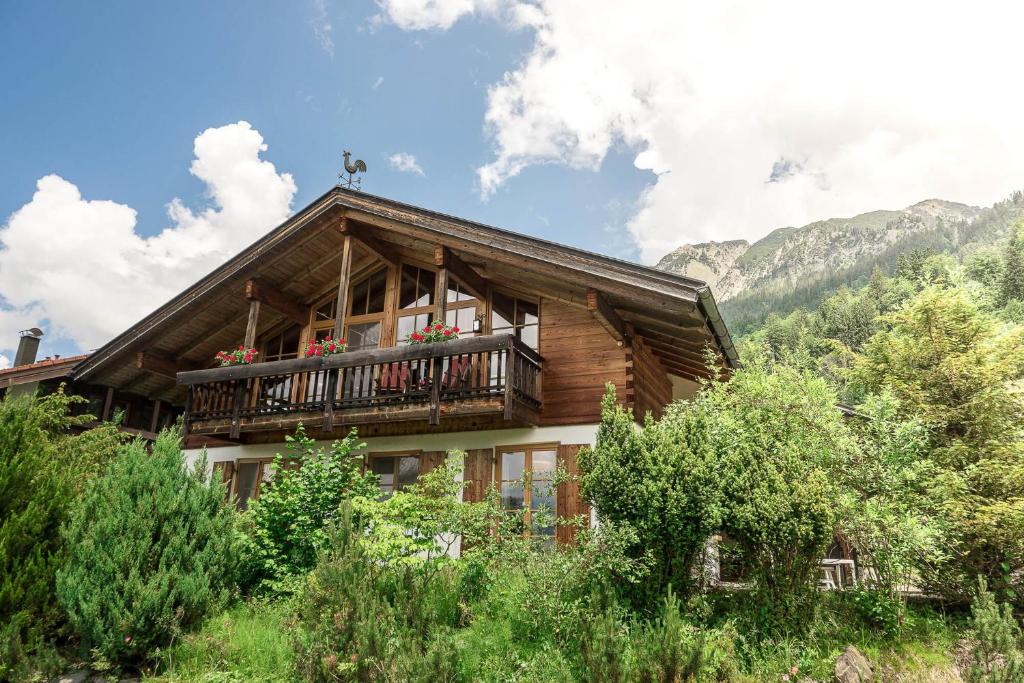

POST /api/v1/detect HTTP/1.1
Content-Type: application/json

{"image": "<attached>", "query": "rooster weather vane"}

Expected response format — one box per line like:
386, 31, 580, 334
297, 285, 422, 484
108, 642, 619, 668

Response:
338, 150, 367, 190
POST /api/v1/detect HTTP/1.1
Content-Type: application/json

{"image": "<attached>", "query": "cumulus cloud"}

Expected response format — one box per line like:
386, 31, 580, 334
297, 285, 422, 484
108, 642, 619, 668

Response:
0, 355, 9, 370
388, 152, 426, 176
0, 121, 296, 352
380, 0, 1024, 262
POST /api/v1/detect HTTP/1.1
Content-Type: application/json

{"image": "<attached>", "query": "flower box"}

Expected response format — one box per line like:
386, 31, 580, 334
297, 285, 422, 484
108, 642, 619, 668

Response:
305, 336, 347, 357
406, 322, 460, 344
215, 346, 257, 366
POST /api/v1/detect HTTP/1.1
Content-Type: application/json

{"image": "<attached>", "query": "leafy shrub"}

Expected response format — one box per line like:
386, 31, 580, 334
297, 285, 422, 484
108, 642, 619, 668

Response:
846, 589, 906, 637
678, 353, 849, 630
580, 385, 723, 609
292, 504, 463, 682
242, 425, 378, 597
56, 430, 236, 667
967, 578, 1024, 683
0, 390, 121, 680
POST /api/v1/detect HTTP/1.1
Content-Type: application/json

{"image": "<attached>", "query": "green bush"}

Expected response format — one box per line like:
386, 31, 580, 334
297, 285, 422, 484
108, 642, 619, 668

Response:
242, 425, 378, 597
291, 504, 463, 682
580, 385, 723, 609
0, 390, 121, 680
56, 430, 236, 668
967, 578, 1024, 683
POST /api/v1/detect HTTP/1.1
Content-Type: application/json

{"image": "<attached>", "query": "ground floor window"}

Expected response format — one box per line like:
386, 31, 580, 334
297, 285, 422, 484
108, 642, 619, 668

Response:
232, 458, 275, 511
496, 444, 557, 537
368, 452, 420, 497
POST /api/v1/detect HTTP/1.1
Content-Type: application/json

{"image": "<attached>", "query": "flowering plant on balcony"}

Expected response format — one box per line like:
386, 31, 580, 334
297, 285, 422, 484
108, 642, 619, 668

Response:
305, 336, 347, 357
215, 346, 257, 366
406, 321, 460, 344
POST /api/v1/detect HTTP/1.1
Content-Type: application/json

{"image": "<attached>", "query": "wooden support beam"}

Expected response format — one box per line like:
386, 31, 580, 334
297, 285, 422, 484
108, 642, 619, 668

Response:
101, 386, 115, 422
243, 299, 261, 349
245, 279, 307, 326
136, 350, 189, 380
340, 218, 400, 266
434, 245, 488, 301
150, 399, 163, 434
587, 288, 628, 346
331, 234, 354, 340
434, 251, 449, 323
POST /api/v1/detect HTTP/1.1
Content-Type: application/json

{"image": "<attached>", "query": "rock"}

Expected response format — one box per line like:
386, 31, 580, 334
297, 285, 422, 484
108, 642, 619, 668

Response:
835, 645, 873, 683
54, 671, 89, 683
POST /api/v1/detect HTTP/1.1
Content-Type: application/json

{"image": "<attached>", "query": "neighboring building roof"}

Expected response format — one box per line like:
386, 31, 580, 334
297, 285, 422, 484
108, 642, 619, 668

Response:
72, 187, 738, 402
0, 354, 89, 389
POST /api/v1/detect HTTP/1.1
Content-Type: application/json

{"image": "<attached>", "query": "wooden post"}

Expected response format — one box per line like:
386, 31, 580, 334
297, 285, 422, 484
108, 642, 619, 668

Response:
433, 245, 449, 325
101, 386, 115, 421
150, 399, 162, 434
322, 369, 337, 433
504, 336, 517, 420
229, 380, 245, 439
243, 299, 261, 349
182, 388, 192, 437
331, 233, 353, 340
429, 357, 443, 426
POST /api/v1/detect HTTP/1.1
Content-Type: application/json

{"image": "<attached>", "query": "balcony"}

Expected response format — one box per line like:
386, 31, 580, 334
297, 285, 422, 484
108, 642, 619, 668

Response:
177, 334, 543, 438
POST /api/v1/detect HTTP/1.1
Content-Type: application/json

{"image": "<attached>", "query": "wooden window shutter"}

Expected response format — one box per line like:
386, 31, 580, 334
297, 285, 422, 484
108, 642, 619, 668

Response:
419, 451, 447, 477
556, 444, 590, 545
462, 448, 494, 503
212, 460, 235, 502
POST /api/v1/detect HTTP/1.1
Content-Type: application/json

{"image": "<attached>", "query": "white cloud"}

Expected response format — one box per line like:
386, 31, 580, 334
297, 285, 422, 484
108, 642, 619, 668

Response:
372, 76, 385, 90
388, 152, 426, 176
380, 0, 1024, 263
0, 355, 9, 370
0, 121, 296, 352
311, 0, 335, 56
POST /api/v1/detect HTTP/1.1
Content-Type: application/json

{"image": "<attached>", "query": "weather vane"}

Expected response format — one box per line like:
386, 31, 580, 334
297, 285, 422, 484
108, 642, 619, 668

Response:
338, 150, 367, 190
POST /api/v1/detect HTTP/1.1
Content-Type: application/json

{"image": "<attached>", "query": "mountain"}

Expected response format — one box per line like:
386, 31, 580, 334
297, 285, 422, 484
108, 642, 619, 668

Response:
655, 192, 1024, 332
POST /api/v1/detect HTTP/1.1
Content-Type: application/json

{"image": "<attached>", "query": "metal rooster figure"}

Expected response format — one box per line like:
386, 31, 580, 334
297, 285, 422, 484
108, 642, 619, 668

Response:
338, 150, 367, 190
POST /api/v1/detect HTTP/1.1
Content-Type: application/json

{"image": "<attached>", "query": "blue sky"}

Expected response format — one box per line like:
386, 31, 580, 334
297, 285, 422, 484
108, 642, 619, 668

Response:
0, 1, 647, 261
2, 1, 1022, 364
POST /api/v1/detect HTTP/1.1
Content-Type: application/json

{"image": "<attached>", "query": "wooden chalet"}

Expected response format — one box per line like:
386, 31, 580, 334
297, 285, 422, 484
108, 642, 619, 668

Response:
72, 187, 737, 539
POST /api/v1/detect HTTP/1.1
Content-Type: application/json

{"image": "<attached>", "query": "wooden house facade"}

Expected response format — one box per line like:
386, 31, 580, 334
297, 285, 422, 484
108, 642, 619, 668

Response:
72, 188, 737, 541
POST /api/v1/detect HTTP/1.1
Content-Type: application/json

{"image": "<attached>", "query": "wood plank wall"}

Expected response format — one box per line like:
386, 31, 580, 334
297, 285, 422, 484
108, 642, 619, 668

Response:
630, 335, 674, 421
538, 299, 630, 425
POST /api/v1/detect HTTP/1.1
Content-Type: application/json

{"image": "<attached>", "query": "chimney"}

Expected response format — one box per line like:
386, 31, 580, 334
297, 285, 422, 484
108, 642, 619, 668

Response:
14, 328, 44, 367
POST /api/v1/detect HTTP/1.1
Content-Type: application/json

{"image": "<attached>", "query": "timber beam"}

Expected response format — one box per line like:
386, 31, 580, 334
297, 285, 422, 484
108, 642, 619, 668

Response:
136, 350, 195, 380
587, 288, 629, 346
339, 217, 400, 266
434, 246, 488, 301
245, 279, 308, 325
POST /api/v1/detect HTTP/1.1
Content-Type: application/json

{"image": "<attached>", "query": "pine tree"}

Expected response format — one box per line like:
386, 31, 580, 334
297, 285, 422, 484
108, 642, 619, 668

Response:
998, 221, 1024, 305
56, 430, 236, 667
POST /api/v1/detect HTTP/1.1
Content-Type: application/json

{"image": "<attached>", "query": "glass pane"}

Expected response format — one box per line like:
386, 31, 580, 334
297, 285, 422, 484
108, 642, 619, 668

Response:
501, 481, 525, 510
235, 463, 260, 511
500, 451, 525, 481
281, 325, 301, 356
346, 322, 381, 351
445, 307, 477, 334
397, 456, 419, 489
447, 281, 474, 303
367, 269, 387, 314
491, 291, 514, 330
315, 298, 336, 323
399, 265, 419, 309
530, 489, 555, 513
416, 269, 435, 307
397, 313, 433, 345
518, 299, 539, 327
351, 277, 370, 317
531, 450, 556, 478
371, 457, 395, 491
519, 325, 539, 350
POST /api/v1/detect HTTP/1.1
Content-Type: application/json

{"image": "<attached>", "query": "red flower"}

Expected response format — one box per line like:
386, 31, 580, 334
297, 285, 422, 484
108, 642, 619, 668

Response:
339, 338, 346, 344
434, 322, 443, 331
423, 325, 431, 332
452, 326, 460, 333
443, 329, 451, 336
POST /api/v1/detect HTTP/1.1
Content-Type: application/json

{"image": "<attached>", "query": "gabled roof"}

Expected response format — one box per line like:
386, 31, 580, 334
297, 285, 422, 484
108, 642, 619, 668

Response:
73, 187, 737, 401
0, 354, 88, 389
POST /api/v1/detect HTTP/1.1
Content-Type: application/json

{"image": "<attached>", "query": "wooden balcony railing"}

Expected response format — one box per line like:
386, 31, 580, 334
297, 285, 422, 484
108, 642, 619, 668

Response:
177, 334, 543, 437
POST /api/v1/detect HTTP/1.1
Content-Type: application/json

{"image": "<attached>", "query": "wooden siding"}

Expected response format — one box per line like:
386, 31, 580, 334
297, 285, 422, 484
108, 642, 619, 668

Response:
462, 448, 494, 503
630, 335, 674, 421
539, 299, 629, 425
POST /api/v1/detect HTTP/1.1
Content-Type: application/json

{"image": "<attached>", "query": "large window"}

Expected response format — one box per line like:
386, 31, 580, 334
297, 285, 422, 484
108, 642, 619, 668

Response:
495, 445, 557, 537
396, 264, 437, 346
232, 458, 274, 511
369, 452, 420, 498
261, 325, 302, 362
445, 281, 479, 335
491, 292, 539, 350
311, 269, 387, 351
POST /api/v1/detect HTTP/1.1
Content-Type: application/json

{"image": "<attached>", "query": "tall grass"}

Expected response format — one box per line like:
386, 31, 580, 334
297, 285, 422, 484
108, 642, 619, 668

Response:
148, 602, 294, 682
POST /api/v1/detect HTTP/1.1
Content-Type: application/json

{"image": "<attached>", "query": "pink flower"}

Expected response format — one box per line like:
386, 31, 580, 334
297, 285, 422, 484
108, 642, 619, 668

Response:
782, 676, 789, 682
791, 666, 799, 675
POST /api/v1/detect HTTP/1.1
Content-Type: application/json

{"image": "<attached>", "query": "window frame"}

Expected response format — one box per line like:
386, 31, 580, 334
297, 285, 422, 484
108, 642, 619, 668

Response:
488, 288, 540, 350
232, 457, 276, 510
366, 450, 422, 496
494, 442, 559, 535
309, 266, 389, 352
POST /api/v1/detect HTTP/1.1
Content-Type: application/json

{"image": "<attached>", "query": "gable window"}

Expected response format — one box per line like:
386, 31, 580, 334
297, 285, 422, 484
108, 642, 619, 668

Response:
491, 292, 539, 350
262, 324, 302, 362
311, 268, 387, 352
396, 264, 437, 346
445, 281, 480, 336
368, 452, 420, 497
495, 445, 557, 537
